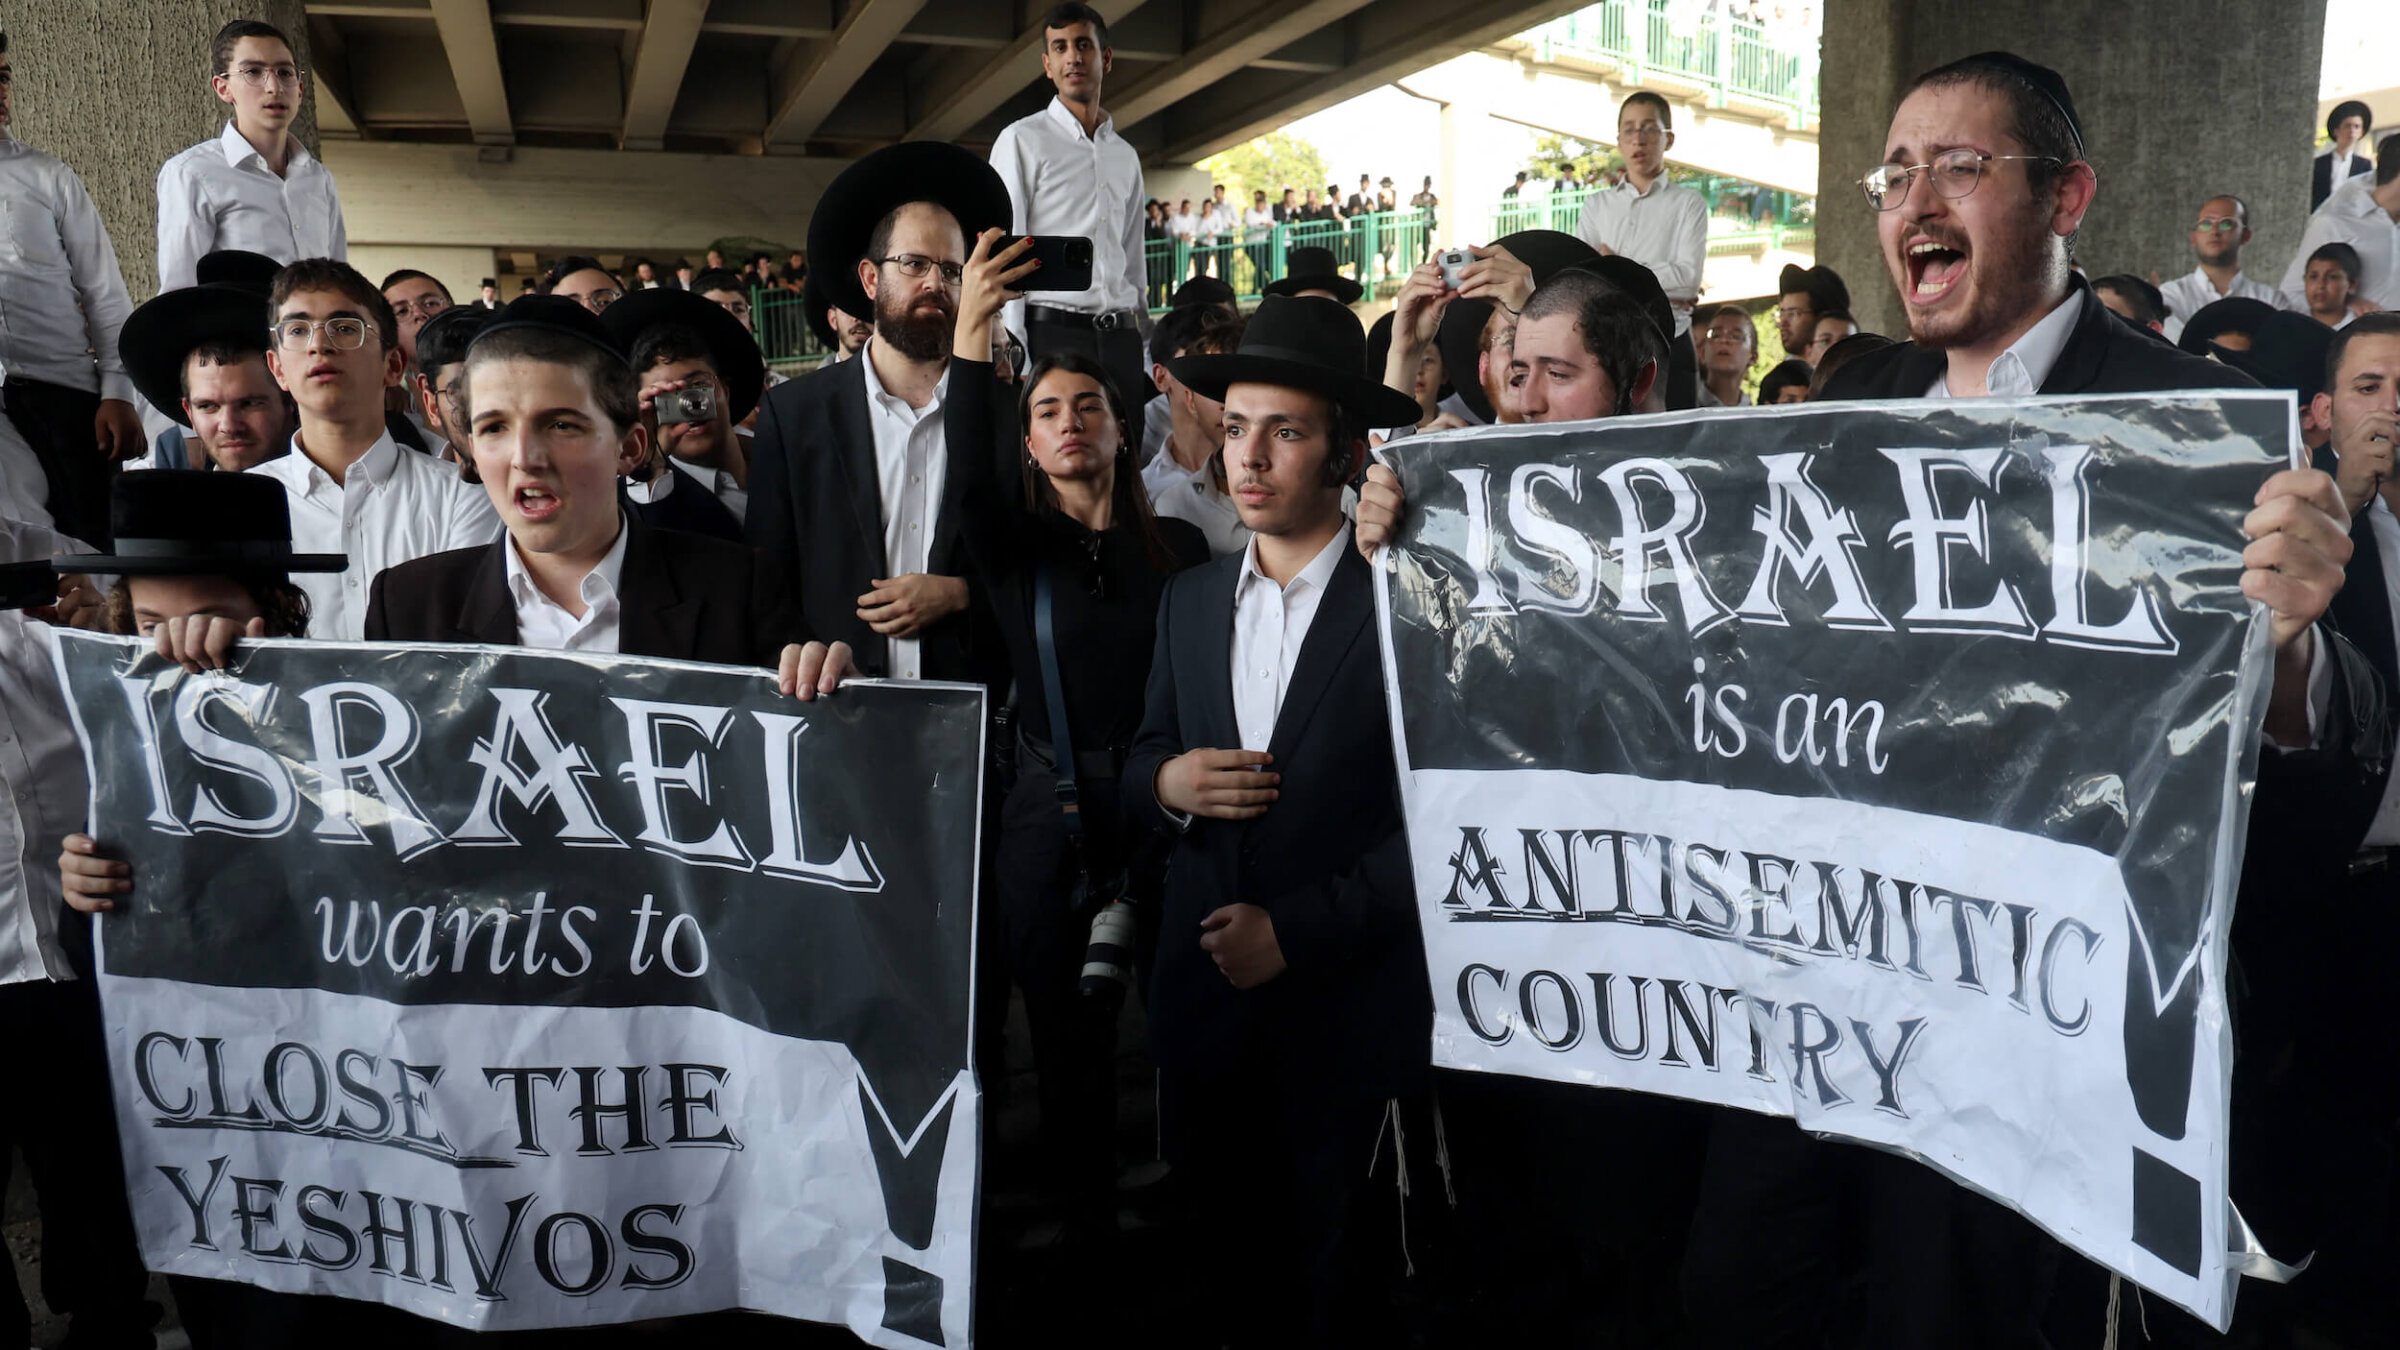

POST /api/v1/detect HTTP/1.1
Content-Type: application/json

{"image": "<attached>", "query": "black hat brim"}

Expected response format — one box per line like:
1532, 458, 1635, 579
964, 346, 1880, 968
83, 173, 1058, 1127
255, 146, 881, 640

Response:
1436, 297, 1497, 424
1262, 273, 1365, 305
54, 549, 349, 577
120, 286, 272, 428
1166, 351, 1424, 430
599, 287, 768, 423
800, 274, 839, 350
806, 142, 1014, 323
1, 560, 57, 610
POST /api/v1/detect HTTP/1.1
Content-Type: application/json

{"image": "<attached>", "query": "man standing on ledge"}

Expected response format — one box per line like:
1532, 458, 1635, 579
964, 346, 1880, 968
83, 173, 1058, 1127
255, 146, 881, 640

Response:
156, 19, 346, 292
987, 3, 1150, 414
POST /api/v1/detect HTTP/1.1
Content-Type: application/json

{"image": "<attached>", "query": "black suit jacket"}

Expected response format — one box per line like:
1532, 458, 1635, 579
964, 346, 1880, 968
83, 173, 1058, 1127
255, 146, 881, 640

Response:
2313, 149, 2374, 211
746, 354, 999, 683
1123, 544, 1431, 1111
361, 516, 808, 666
1821, 276, 2259, 400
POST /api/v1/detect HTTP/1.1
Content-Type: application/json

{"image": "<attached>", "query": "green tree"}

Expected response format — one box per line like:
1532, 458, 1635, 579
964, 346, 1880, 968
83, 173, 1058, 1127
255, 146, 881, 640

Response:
1198, 131, 1329, 205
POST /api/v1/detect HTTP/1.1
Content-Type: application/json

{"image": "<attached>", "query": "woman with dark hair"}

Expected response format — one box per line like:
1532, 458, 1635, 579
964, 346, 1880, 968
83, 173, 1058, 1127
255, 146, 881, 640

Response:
950, 231, 1209, 1245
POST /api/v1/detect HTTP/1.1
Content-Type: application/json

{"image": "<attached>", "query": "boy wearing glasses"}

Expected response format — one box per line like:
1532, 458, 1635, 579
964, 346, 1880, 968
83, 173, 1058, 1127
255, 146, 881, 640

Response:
156, 20, 347, 292
1573, 90, 1709, 339
2157, 195, 2295, 338
249, 259, 498, 639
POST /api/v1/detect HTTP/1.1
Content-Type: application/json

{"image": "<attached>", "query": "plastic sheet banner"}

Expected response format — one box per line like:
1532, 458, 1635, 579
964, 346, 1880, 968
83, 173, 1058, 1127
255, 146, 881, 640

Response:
1370, 392, 2297, 1328
51, 635, 985, 1347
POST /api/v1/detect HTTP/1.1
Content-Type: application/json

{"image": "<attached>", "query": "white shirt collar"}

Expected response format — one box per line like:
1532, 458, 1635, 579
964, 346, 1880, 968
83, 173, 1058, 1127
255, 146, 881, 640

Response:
1933, 288, 2081, 398
1044, 95, 1115, 141
859, 340, 946, 416
217, 119, 308, 171
503, 513, 630, 615
286, 427, 403, 492
1614, 175, 1670, 199
1237, 521, 1352, 600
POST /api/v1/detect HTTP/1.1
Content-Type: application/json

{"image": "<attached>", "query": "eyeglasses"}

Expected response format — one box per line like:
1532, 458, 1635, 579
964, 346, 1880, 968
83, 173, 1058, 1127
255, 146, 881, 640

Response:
272, 318, 371, 351
1619, 126, 1666, 143
391, 295, 449, 320
2193, 218, 2242, 233
227, 62, 304, 89
716, 298, 753, 319
1704, 326, 1753, 343
879, 254, 965, 287
1858, 150, 2062, 211
564, 289, 622, 313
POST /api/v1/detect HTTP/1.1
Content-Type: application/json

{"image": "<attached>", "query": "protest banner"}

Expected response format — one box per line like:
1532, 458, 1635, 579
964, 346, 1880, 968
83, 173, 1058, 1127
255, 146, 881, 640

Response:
51, 635, 984, 1347
1370, 391, 2296, 1327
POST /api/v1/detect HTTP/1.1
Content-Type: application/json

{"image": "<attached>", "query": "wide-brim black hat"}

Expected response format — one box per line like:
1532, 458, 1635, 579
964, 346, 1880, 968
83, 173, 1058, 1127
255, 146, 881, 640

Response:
1166, 295, 1423, 428
1574, 254, 1677, 345
806, 142, 1013, 322
53, 471, 345, 576
2177, 296, 2280, 357
1436, 297, 1498, 423
1263, 246, 1363, 305
120, 284, 273, 428
1778, 262, 1851, 313
2209, 311, 2333, 402
196, 249, 283, 294
801, 271, 839, 349
600, 286, 768, 423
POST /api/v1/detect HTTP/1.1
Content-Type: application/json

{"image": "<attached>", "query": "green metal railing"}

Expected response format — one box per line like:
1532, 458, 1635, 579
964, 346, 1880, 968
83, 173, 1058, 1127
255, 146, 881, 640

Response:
1525, 0, 1819, 130
1141, 207, 1433, 313
752, 285, 833, 369
1488, 179, 1813, 241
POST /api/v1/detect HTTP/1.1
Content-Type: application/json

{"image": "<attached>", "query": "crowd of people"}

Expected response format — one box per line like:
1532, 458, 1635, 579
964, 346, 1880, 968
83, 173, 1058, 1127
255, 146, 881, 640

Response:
3, 6, 2399, 1349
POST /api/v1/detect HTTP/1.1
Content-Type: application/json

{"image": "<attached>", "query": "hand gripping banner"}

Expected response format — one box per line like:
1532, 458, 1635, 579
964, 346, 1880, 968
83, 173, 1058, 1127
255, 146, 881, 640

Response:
1370, 392, 2297, 1328
51, 636, 985, 1347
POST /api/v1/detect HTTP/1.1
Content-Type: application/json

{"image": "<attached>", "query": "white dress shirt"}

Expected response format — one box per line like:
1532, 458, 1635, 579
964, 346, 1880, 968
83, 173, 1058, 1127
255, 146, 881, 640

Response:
1242, 205, 1278, 235
2157, 266, 2296, 334
249, 429, 501, 640
2281, 176, 2400, 312
669, 457, 748, 525
1574, 176, 1710, 332
1927, 289, 2080, 398
988, 97, 1147, 339
506, 516, 628, 654
0, 515, 85, 986
1696, 382, 1751, 408
156, 122, 348, 293
1143, 451, 1250, 559
1229, 523, 1352, 752
0, 130, 136, 405
859, 345, 948, 680
1165, 212, 1200, 242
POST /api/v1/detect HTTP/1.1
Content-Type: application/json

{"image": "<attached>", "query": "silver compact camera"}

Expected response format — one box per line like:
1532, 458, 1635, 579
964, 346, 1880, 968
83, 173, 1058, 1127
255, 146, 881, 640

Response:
1436, 248, 1474, 289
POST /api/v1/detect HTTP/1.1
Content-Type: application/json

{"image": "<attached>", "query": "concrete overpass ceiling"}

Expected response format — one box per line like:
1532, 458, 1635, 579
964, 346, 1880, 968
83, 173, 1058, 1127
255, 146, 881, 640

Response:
305, 0, 1596, 161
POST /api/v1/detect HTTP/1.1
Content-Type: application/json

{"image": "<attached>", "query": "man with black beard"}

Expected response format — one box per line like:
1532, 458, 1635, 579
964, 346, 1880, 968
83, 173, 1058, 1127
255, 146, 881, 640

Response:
747, 141, 1012, 684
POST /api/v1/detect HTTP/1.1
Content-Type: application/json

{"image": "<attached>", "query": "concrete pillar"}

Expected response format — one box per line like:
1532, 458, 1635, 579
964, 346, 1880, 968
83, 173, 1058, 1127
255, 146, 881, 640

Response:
1815, 0, 2327, 339
6, 2, 316, 300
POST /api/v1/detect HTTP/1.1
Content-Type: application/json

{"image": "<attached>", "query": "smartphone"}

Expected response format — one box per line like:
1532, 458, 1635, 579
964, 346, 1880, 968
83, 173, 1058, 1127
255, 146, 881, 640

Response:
1009, 235, 1095, 293
1437, 248, 1474, 290
654, 384, 718, 426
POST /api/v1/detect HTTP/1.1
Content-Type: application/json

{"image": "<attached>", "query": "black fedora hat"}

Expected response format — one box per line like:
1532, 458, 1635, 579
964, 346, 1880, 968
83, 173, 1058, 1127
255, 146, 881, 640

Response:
53, 472, 345, 576
2209, 310, 2333, 402
197, 249, 283, 295
806, 141, 1013, 322
120, 284, 274, 428
1263, 246, 1363, 305
1166, 295, 1422, 428
2176, 296, 2279, 357
1574, 254, 1677, 345
600, 286, 768, 423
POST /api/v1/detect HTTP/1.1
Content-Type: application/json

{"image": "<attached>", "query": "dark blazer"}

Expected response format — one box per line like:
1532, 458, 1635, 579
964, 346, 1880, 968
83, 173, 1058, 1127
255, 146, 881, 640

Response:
2313, 148, 2374, 211
361, 515, 808, 666
1123, 543, 1431, 1111
619, 472, 743, 544
1821, 276, 2260, 400
746, 353, 999, 683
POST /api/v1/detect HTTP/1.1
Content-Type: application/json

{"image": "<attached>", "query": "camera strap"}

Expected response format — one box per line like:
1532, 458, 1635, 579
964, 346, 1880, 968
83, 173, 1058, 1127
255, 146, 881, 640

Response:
1032, 564, 1083, 838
